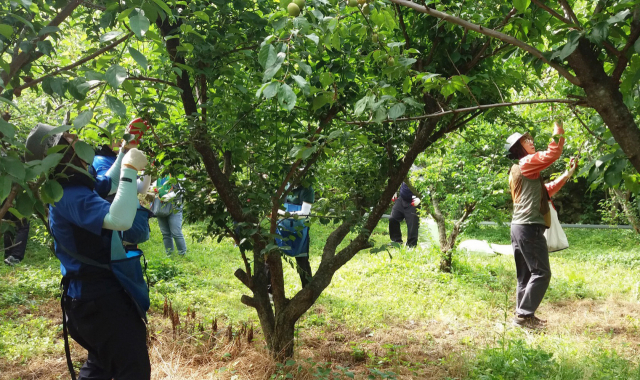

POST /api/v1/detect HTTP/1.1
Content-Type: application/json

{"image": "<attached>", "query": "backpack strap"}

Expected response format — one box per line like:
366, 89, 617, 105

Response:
60, 278, 77, 380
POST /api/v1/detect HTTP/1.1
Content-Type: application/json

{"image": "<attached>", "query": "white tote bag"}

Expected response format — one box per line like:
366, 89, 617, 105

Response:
544, 201, 569, 252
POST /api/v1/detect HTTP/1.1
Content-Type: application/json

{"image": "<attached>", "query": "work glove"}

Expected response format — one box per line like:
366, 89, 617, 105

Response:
122, 148, 148, 172
392, 194, 398, 202
411, 196, 421, 207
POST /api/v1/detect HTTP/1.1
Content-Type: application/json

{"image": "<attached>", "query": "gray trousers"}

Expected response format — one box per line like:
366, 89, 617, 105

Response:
511, 224, 551, 317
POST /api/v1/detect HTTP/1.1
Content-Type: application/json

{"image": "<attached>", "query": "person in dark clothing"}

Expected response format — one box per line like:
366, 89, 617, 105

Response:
25, 123, 151, 380
3, 212, 30, 265
389, 180, 421, 248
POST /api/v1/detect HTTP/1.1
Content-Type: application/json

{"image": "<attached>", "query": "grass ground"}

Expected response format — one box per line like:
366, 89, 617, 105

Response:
1, 219, 639, 379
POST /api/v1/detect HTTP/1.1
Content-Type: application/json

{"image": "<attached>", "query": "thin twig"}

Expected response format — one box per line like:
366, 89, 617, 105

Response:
345, 98, 579, 125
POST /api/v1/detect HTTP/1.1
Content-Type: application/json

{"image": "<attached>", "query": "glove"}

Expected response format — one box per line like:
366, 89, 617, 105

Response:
122, 148, 148, 172
411, 196, 421, 207
392, 194, 398, 202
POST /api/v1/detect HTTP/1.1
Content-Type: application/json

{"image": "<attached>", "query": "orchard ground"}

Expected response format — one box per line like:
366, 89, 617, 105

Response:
1, 220, 639, 380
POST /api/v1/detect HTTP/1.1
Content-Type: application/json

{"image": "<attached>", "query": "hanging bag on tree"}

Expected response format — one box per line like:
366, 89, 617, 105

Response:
544, 201, 569, 252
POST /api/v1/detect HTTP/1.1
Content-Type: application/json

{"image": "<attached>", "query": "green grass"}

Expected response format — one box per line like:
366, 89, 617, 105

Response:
1, 220, 639, 378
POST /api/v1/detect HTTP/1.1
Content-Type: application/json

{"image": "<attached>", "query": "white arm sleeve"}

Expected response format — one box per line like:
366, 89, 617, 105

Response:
102, 168, 139, 230
104, 150, 125, 195
279, 202, 312, 217
137, 175, 151, 194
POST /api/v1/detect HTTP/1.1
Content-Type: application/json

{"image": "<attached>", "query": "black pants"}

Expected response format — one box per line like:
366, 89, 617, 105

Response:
3, 214, 30, 261
389, 198, 420, 247
64, 290, 150, 380
511, 224, 551, 317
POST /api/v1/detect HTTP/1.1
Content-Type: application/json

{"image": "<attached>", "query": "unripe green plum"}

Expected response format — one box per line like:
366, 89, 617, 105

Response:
361, 4, 370, 15
288, 2, 300, 17
387, 56, 394, 66
294, 0, 305, 10
372, 33, 378, 43
348, 0, 358, 6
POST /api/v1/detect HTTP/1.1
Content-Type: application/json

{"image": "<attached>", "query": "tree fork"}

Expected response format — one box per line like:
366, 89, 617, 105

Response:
567, 39, 640, 173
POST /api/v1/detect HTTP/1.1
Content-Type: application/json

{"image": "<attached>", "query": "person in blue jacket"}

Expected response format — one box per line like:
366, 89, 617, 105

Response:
275, 183, 315, 287
25, 123, 151, 380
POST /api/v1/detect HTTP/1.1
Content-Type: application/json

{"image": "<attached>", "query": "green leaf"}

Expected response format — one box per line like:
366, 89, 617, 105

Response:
608, 9, 630, 24
0, 175, 12, 202
319, 72, 334, 88
47, 124, 74, 136
263, 52, 285, 82
277, 83, 297, 111
128, 47, 148, 70
312, 92, 333, 111
558, 31, 581, 61
73, 110, 93, 129
354, 95, 372, 116
73, 141, 95, 164
41, 153, 63, 172
604, 159, 627, 187
151, 0, 172, 16
263, 82, 280, 99
306, 34, 319, 45
0, 119, 17, 140
15, 192, 33, 217
0, 96, 20, 111
100, 30, 124, 43
590, 22, 609, 44
106, 64, 128, 88
258, 44, 276, 68
388, 103, 406, 120
2, 156, 25, 180
42, 180, 64, 203
0, 24, 13, 39
37, 40, 53, 56
106, 95, 127, 118
130, 14, 150, 38
9, 13, 34, 32
50, 77, 68, 97
38, 26, 60, 36
513, 0, 531, 14
193, 10, 209, 22
291, 75, 310, 96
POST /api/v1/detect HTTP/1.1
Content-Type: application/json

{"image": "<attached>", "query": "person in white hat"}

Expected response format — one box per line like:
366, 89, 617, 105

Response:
505, 120, 576, 328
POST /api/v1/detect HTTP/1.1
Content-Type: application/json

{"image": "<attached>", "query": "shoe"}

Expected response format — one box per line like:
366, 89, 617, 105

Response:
4, 256, 21, 266
512, 315, 546, 328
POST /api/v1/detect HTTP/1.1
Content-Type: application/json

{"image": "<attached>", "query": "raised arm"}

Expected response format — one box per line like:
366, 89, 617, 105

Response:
520, 121, 565, 179
103, 149, 148, 230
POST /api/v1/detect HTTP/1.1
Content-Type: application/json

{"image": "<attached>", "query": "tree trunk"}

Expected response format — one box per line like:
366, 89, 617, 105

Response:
611, 188, 640, 233
439, 250, 453, 272
567, 39, 640, 173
